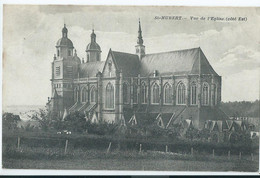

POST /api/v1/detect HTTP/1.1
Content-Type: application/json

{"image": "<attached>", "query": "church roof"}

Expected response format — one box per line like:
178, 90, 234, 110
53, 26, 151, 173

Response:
86, 42, 101, 51
111, 50, 140, 77
139, 47, 218, 77
79, 61, 105, 78
56, 37, 74, 48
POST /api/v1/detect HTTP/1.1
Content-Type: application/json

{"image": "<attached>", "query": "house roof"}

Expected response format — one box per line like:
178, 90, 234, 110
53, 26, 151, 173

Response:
79, 61, 105, 78
111, 50, 140, 77
139, 47, 218, 77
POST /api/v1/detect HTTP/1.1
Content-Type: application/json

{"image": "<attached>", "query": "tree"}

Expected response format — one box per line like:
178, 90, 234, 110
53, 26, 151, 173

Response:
30, 109, 60, 131
63, 111, 86, 133
2, 112, 21, 130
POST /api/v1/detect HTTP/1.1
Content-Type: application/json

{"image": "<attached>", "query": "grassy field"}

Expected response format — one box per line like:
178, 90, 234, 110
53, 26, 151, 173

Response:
2, 146, 259, 172
2, 130, 259, 172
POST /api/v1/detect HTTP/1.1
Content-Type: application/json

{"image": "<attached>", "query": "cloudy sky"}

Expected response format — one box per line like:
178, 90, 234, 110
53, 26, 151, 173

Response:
3, 5, 260, 106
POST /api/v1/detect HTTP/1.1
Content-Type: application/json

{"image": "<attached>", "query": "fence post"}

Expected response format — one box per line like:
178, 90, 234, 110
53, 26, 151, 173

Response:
166, 145, 168, 153
107, 142, 112, 153
17, 137, 20, 150
191, 147, 193, 156
213, 149, 215, 158
64, 139, 68, 154
251, 153, 253, 161
239, 152, 241, 160
228, 150, 230, 160
139, 144, 142, 153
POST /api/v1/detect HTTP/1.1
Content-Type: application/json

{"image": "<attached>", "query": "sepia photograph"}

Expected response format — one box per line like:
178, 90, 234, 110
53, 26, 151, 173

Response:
1, 4, 260, 174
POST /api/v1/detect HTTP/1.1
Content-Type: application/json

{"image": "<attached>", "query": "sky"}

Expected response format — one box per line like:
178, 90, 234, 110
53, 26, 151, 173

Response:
2, 5, 260, 106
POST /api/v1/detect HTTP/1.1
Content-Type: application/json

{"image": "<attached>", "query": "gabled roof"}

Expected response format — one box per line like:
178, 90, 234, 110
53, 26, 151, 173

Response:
139, 47, 218, 77
110, 50, 140, 77
79, 61, 105, 78
62, 108, 68, 121
52, 88, 59, 98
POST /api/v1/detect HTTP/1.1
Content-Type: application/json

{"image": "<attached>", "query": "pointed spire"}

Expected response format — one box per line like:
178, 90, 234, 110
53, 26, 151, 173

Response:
137, 18, 143, 45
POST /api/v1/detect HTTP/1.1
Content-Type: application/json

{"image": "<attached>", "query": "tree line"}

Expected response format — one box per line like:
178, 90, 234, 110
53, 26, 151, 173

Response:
220, 100, 259, 117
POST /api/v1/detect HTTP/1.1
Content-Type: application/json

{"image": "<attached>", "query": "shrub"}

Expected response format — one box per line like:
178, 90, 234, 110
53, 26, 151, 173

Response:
2, 112, 21, 130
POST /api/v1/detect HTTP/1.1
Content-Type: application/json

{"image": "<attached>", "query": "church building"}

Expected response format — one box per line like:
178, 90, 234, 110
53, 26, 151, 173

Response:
47, 20, 229, 129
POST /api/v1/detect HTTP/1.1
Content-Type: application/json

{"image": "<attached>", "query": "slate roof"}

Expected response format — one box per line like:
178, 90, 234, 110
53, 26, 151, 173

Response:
79, 61, 105, 78
139, 47, 218, 77
79, 47, 218, 79
56, 37, 74, 47
86, 42, 101, 51
111, 50, 140, 77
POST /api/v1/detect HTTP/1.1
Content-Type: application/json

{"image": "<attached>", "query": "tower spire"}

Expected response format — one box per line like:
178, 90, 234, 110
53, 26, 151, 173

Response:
137, 18, 143, 45
62, 24, 68, 38
135, 18, 145, 59
91, 27, 96, 43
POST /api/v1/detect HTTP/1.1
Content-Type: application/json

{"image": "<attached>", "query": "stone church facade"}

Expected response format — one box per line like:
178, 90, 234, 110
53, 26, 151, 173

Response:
47, 21, 229, 129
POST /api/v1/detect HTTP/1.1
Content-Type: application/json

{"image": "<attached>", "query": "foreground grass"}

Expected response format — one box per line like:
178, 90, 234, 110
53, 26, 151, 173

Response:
2, 146, 259, 172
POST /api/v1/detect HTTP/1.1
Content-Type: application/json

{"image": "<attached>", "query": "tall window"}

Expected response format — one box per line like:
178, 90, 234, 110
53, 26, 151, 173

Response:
105, 83, 114, 109
152, 83, 160, 104
97, 53, 100, 61
90, 86, 96, 103
67, 66, 73, 78
164, 83, 172, 104
56, 66, 60, 76
87, 53, 90, 62
202, 83, 209, 105
68, 50, 71, 56
133, 83, 138, 104
108, 61, 112, 77
57, 50, 60, 57
215, 86, 218, 105
211, 84, 217, 106
74, 88, 78, 103
190, 82, 197, 105
123, 83, 129, 104
141, 82, 147, 104
177, 82, 186, 105
81, 87, 87, 103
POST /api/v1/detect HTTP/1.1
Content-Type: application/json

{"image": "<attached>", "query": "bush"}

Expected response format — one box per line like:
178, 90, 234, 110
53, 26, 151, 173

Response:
3, 112, 21, 130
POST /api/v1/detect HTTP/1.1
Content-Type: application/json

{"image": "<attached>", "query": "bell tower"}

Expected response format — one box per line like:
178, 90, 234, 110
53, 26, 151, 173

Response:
86, 29, 102, 62
135, 19, 145, 60
49, 24, 80, 116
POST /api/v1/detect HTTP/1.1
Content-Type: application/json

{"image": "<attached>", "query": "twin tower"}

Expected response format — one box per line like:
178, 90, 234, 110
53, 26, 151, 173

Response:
48, 20, 145, 116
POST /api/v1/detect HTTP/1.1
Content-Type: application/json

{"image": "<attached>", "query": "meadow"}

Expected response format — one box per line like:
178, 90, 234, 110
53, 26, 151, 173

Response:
2, 130, 259, 172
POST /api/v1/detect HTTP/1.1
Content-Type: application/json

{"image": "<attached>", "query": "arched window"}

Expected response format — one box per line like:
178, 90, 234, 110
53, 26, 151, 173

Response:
215, 86, 218, 105
133, 83, 138, 104
97, 53, 100, 61
202, 83, 209, 105
90, 86, 96, 103
177, 82, 186, 105
212, 84, 216, 106
190, 82, 197, 105
164, 83, 172, 104
141, 82, 147, 104
68, 50, 71, 56
57, 50, 60, 57
74, 87, 78, 103
87, 53, 90, 62
152, 83, 160, 104
81, 87, 87, 103
123, 82, 129, 104
105, 83, 114, 109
